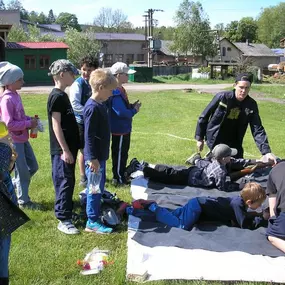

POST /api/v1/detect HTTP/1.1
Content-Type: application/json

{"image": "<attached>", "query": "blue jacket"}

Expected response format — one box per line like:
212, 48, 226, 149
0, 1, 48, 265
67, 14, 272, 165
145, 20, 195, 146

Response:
109, 87, 137, 134
195, 90, 271, 155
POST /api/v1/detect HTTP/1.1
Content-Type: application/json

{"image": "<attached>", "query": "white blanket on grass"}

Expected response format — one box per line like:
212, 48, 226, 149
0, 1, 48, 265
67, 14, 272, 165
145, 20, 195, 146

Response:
127, 175, 285, 283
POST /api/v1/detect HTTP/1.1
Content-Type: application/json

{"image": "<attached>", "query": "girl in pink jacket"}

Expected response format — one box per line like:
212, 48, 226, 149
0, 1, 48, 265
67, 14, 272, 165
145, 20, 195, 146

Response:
0, 62, 40, 209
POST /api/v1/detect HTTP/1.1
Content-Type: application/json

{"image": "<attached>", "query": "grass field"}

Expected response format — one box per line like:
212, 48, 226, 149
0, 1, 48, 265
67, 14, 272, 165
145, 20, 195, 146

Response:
250, 85, 285, 100
9, 90, 285, 285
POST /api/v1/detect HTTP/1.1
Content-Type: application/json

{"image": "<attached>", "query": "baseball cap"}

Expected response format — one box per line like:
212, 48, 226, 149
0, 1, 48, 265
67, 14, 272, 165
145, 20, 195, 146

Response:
110, 62, 136, 75
0, 62, 24, 86
212, 144, 237, 159
48, 59, 79, 76
235, 72, 253, 84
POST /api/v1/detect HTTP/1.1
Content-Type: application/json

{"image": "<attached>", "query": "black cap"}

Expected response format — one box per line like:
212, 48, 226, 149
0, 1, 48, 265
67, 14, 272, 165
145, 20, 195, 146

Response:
235, 72, 253, 84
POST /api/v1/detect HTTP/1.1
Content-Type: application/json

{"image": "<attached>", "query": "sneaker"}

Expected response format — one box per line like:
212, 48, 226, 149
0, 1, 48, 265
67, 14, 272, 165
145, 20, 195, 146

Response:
19, 201, 43, 210
57, 220, 80, 235
124, 158, 141, 178
185, 153, 201, 165
85, 220, 113, 234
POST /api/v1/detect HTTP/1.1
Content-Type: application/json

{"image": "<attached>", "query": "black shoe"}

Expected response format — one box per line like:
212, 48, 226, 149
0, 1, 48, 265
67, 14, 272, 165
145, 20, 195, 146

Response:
124, 158, 140, 178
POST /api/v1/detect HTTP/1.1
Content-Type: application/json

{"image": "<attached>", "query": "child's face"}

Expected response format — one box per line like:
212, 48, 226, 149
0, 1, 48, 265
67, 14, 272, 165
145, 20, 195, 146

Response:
12, 78, 24, 90
61, 71, 76, 87
98, 85, 114, 101
81, 64, 95, 81
220, 156, 231, 165
117, 73, 129, 84
247, 199, 263, 210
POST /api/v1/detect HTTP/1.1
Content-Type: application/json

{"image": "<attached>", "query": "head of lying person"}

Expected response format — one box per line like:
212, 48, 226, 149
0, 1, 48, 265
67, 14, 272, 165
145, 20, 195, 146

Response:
240, 182, 266, 210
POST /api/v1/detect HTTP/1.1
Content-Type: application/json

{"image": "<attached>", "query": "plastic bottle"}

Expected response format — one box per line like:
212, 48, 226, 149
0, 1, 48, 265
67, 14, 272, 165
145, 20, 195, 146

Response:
30, 115, 39, 138
87, 169, 102, 194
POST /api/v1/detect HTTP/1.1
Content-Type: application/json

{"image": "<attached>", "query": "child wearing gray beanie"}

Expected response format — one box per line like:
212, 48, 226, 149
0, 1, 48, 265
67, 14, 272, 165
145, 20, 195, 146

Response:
0, 61, 41, 210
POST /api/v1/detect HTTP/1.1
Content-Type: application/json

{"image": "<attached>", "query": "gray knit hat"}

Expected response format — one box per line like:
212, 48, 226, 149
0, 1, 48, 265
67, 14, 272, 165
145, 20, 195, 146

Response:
212, 144, 237, 159
0, 62, 24, 86
48, 59, 79, 76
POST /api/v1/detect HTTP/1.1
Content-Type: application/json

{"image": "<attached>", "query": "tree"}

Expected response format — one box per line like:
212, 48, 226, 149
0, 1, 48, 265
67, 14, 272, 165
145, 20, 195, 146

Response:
214, 23, 225, 37
37, 12, 48, 24
64, 27, 100, 66
28, 11, 38, 23
56, 12, 81, 31
0, 0, 5, 10
224, 21, 239, 42
47, 9, 56, 24
93, 7, 128, 32
6, 0, 29, 19
257, 2, 285, 48
172, 0, 217, 60
7, 25, 29, 42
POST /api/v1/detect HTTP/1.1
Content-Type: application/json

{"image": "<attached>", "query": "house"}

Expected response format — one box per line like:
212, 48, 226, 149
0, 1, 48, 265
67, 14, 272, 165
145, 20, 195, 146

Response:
6, 42, 69, 84
92, 32, 147, 67
155, 40, 204, 65
271, 48, 285, 63
211, 38, 279, 68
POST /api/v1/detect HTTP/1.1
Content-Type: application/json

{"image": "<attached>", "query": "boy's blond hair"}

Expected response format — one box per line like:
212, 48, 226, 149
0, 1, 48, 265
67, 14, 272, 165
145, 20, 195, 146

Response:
89, 69, 117, 92
241, 182, 266, 203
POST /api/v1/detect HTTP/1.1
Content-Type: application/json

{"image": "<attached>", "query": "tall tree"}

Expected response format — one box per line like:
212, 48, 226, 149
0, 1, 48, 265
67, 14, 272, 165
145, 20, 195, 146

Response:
172, 0, 216, 59
0, 0, 5, 10
214, 23, 225, 37
47, 9, 56, 24
56, 12, 81, 31
64, 27, 100, 66
28, 11, 38, 23
37, 12, 48, 24
93, 7, 128, 32
224, 21, 239, 42
257, 2, 285, 48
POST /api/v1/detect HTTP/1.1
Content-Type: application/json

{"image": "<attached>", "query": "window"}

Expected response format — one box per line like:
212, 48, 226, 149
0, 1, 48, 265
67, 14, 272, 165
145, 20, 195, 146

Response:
25, 55, 36, 69
137, 54, 145, 61
115, 54, 124, 62
222, 47, 226, 57
104, 54, 113, 67
126, 54, 134, 65
39, 55, 50, 69
227, 47, 231, 51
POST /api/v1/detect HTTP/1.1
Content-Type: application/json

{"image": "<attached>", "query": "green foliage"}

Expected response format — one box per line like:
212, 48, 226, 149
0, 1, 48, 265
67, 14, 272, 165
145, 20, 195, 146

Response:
257, 2, 285, 48
7, 0, 29, 20
64, 27, 100, 67
172, 0, 217, 59
225, 17, 258, 43
56, 12, 81, 31
7, 25, 29, 42
47, 9, 56, 24
198, 66, 210, 73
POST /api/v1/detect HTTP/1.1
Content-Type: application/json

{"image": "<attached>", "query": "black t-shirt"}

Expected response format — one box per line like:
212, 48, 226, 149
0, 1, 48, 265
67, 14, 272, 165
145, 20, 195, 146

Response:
47, 88, 80, 155
266, 161, 285, 215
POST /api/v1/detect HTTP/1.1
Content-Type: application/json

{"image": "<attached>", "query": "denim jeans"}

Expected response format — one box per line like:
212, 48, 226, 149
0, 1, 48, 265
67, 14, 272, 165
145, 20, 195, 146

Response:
86, 160, 106, 223
0, 235, 11, 278
14, 141, 38, 205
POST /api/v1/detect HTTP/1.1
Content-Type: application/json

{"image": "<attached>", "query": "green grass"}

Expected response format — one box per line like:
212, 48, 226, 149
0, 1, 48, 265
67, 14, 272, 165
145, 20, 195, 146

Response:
250, 85, 285, 99
153, 73, 234, 84
9, 91, 285, 285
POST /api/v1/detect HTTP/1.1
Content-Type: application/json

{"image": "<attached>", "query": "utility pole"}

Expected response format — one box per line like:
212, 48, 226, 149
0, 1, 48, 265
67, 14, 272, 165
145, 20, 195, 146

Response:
143, 8, 163, 68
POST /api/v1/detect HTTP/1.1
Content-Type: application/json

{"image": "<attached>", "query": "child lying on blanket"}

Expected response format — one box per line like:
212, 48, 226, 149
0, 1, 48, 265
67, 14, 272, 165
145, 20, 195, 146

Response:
266, 161, 285, 253
125, 144, 273, 192
117, 182, 268, 231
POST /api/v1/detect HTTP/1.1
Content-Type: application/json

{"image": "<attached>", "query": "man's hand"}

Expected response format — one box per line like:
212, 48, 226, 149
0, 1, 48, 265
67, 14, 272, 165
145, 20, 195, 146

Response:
261, 153, 278, 164
61, 150, 74, 164
196, 140, 204, 152
89, 159, 100, 173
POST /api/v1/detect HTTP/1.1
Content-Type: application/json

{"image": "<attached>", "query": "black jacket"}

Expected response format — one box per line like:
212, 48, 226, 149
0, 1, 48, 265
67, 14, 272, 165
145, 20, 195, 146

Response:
195, 90, 271, 155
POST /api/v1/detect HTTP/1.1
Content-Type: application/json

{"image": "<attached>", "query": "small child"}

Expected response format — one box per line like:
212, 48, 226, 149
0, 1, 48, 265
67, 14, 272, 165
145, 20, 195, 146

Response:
266, 161, 285, 253
122, 182, 267, 231
69, 56, 99, 187
84, 69, 118, 234
0, 62, 39, 209
109, 62, 141, 186
47, 59, 80, 234
128, 144, 268, 192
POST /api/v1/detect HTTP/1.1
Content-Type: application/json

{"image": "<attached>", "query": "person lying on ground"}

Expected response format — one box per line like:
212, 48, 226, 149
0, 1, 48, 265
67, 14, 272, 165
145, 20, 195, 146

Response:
117, 182, 268, 231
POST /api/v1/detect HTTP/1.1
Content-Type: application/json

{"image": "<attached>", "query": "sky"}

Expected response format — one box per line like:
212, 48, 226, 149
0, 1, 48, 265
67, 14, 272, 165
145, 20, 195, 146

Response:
17, 0, 283, 28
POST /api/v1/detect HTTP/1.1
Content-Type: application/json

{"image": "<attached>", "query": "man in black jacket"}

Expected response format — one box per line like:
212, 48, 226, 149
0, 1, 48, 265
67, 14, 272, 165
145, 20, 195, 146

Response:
194, 73, 276, 161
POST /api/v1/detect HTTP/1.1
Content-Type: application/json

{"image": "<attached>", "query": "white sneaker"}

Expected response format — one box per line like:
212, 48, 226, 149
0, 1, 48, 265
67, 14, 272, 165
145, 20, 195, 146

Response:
57, 220, 80, 235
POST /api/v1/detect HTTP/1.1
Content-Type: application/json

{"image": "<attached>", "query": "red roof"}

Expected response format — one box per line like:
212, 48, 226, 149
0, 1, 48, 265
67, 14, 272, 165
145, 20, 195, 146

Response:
7, 42, 69, 49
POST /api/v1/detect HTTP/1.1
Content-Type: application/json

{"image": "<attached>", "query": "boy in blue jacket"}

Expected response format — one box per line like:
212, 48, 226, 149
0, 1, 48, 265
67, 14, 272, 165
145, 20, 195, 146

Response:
109, 62, 141, 186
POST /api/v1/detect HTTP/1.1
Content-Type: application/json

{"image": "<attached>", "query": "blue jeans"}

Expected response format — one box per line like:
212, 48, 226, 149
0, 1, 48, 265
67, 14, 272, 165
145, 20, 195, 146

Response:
14, 141, 38, 205
86, 160, 106, 223
154, 198, 202, 230
0, 235, 11, 278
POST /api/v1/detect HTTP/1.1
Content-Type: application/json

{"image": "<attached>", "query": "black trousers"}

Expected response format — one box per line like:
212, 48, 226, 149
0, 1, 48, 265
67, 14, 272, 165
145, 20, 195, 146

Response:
111, 134, 131, 183
143, 164, 190, 185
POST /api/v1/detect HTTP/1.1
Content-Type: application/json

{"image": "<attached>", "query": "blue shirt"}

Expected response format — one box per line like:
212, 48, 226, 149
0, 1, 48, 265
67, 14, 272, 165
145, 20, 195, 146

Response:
83, 98, 110, 161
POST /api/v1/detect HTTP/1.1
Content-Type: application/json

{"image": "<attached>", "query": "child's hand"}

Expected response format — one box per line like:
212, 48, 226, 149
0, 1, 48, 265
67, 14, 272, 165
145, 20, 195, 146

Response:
61, 150, 74, 164
89, 159, 100, 173
30, 118, 38, 129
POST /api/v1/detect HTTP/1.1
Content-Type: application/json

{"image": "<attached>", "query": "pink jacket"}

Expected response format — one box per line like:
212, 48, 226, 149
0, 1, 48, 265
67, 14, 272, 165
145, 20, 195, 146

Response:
0, 90, 32, 143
